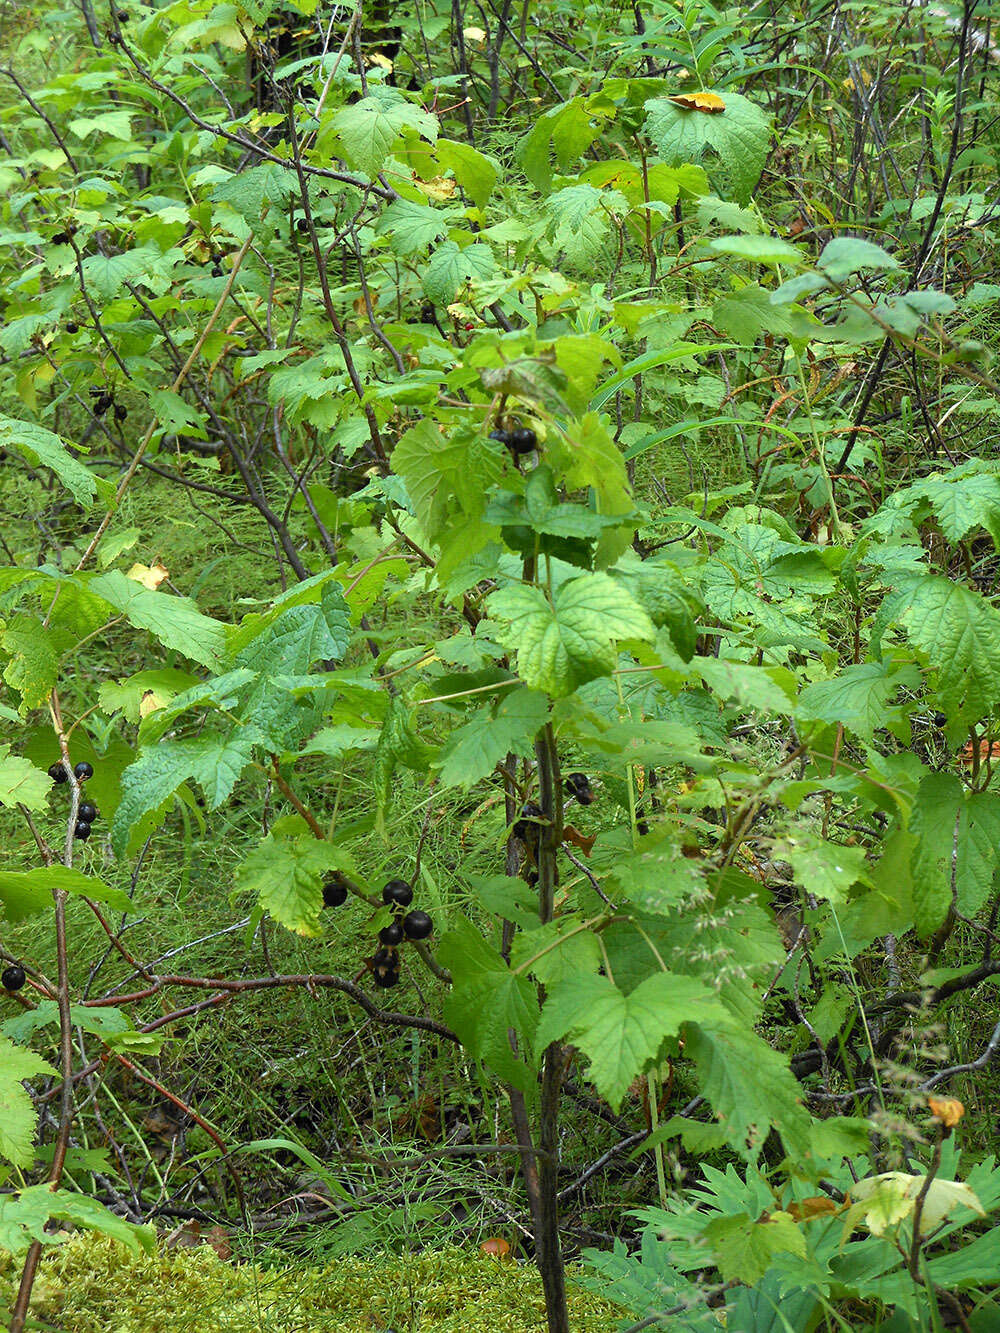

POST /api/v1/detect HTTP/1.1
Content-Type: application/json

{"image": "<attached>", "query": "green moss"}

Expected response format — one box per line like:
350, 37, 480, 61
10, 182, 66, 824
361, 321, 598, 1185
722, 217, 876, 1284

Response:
3, 1237, 626, 1332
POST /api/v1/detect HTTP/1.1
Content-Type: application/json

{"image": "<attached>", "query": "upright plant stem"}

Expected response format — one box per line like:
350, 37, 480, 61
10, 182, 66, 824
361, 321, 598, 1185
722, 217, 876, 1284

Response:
532, 721, 570, 1333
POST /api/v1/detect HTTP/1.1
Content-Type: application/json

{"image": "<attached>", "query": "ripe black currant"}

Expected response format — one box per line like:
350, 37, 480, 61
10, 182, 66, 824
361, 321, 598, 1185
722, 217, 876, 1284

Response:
49, 762, 68, 784
74, 821, 92, 840
1, 965, 26, 991
933, 711, 947, 728
564, 771, 594, 805
380, 921, 405, 947
402, 910, 433, 941
74, 761, 94, 781
78, 802, 98, 823
65, 321, 79, 333
382, 879, 413, 908
508, 426, 537, 454
322, 878, 348, 908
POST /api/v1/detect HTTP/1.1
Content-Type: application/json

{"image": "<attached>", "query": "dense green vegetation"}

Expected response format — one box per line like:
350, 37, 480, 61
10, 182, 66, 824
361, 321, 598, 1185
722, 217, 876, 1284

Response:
4, 0, 1000, 1328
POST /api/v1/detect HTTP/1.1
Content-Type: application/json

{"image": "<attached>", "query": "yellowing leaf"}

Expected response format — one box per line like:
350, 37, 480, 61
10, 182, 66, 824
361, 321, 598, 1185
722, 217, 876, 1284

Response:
846, 1172, 986, 1237
126, 562, 169, 590
415, 175, 457, 200
138, 690, 167, 718
669, 91, 726, 114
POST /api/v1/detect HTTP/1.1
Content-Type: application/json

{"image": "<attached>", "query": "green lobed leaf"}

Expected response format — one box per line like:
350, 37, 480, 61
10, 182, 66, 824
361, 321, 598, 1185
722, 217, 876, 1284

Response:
0, 1037, 55, 1167
489, 572, 655, 697
535, 971, 725, 1110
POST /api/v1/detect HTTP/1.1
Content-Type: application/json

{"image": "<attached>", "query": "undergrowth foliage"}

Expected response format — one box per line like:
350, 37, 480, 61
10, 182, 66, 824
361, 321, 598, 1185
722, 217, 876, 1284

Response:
4, 0, 1000, 1329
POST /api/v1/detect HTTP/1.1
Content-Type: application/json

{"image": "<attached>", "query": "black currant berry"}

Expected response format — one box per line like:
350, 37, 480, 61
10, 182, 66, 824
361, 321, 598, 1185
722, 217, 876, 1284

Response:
74, 821, 92, 840
564, 771, 594, 805
373, 966, 401, 989
66, 321, 79, 333
508, 426, 537, 454
402, 910, 433, 941
382, 879, 413, 908
49, 762, 68, 784
1, 965, 26, 992
74, 761, 94, 781
295, 218, 309, 234
419, 304, 436, 324
933, 711, 947, 728
78, 802, 99, 823
380, 921, 405, 947
322, 878, 348, 908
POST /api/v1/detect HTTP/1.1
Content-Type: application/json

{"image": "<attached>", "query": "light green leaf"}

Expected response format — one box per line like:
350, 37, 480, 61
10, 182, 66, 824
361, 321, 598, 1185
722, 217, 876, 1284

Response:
0, 415, 98, 506
686, 1022, 812, 1159
422, 240, 496, 305
489, 573, 655, 697
435, 687, 548, 789
644, 92, 771, 205
536, 971, 724, 1110
439, 917, 539, 1094
86, 570, 225, 669
0, 1037, 55, 1166
330, 91, 437, 177
236, 833, 354, 937
0, 866, 134, 919
435, 138, 498, 208
0, 747, 50, 811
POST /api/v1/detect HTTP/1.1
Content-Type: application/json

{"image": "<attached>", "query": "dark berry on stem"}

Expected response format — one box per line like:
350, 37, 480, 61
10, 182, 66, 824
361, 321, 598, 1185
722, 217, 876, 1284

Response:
74, 761, 94, 780
322, 878, 348, 908
2, 965, 26, 991
403, 910, 433, 941
382, 879, 413, 908
508, 426, 537, 454
564, 771, 594, 805
380, 921, 405, 947
74, 821, 92, 840
78, 802, 98, 823
49, 762, 68, 783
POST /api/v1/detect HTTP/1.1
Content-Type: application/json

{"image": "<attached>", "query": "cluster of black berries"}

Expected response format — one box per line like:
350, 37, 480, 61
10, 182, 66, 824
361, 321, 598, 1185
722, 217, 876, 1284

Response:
49, 759, 99, 841
489, 423, 537, 456
88, 386, 127, 422
1, 964, 26, 992
372, 879, 433, 988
